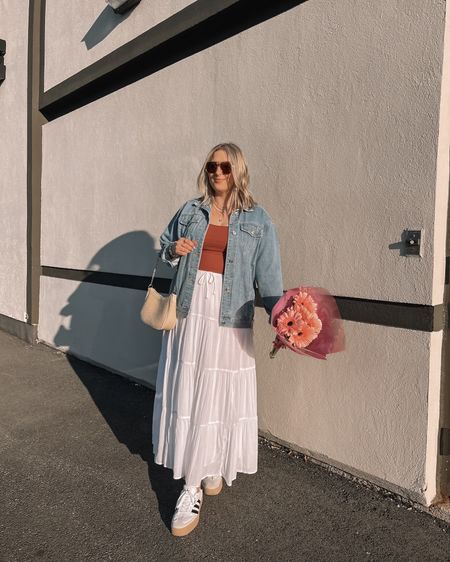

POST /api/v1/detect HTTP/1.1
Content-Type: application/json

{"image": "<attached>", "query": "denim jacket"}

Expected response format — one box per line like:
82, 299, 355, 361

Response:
159, 197, 284, 328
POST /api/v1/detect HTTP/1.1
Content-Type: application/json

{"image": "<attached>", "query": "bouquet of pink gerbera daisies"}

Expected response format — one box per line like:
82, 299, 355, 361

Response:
270, 287, 345, 360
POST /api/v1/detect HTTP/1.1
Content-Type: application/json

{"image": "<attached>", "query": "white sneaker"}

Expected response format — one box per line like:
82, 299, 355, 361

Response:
171, 485, 203, 537
202, 475, 223, 496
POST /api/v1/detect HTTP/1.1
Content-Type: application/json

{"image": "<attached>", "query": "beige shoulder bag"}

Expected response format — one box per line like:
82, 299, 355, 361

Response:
140, 252, 177, 330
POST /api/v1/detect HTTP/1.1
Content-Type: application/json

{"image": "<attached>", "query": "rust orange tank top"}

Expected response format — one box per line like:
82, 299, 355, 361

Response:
198, 224, 229, 274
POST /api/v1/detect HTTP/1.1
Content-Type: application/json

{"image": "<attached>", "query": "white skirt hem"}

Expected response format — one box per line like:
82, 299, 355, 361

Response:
153, 461, 258, 488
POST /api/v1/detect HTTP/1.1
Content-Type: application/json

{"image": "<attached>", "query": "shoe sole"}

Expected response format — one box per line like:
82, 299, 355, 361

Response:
171, 514, 200, 537
203, 478, 223, 496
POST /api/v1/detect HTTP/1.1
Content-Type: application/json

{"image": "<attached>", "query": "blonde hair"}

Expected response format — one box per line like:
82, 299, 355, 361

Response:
196, 142, 257, 212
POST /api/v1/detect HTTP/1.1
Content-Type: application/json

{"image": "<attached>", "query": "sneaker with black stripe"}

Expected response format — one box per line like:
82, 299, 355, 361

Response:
171, 485, 203, 537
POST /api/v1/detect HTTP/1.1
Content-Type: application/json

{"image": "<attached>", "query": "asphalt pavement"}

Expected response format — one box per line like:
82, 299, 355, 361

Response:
0, 329, 449, 562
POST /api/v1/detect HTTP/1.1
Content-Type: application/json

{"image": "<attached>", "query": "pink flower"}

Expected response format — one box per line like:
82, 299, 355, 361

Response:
293, 291, 317, 314
276, 306, 302, 337
289, 313, 322, 348
304, 310, 322, 333
270, 286, 345, 360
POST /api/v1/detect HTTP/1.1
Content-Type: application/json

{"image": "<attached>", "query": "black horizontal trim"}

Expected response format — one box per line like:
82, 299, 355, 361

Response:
41, 266, 172, 293
40, 0, 307, 120
41, 266, 445, 332
334, 296, 444, 333
440, 427, 450, 456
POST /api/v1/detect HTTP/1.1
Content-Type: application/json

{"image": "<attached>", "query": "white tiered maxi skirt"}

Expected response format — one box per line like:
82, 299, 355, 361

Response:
152, 268, 258, 487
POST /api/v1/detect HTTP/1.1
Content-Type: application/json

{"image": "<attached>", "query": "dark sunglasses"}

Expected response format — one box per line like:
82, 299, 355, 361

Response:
205, 161, 233, 174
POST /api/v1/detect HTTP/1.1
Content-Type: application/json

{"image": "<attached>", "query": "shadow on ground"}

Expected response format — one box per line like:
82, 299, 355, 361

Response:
66, 354, 183, 531
48, 230, 182, 530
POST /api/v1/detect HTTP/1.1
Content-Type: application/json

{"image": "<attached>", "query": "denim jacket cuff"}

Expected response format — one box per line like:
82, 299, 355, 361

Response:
161, 242, 180, 268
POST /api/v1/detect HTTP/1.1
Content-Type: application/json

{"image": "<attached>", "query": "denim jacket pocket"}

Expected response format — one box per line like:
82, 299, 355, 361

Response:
178, 213, 200, 237
239, 222, 263, 255
239, 223, 264, 237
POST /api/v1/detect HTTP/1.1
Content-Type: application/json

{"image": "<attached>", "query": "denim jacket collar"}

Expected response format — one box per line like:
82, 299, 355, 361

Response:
192, 199, 254, 212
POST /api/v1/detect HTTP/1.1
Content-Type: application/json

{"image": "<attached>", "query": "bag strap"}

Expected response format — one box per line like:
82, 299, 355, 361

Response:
149, 244, 179, 290
148, 251, 163, 289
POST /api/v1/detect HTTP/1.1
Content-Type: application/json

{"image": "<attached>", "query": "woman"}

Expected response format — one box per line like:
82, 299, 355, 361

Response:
152, 142, 283, 537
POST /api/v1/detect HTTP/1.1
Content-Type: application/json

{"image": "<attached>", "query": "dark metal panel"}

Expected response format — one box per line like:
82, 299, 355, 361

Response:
440, 427, 450, 456
27, 0, 47, 326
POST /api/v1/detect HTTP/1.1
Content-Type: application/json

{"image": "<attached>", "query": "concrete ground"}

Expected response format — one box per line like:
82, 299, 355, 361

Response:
0, 329, 449, 562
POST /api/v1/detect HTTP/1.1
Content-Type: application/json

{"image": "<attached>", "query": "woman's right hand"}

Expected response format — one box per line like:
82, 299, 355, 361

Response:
172, 237, 198, 257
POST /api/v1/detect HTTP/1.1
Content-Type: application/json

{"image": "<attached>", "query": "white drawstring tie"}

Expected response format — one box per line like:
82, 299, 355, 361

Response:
197, 271, 216, 299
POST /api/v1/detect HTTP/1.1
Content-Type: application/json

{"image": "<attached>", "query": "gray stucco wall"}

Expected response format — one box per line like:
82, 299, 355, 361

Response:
43, 0, 195, 90
41, 0, 446, 303
0, 1, 29, 322
35, 0, 449, 506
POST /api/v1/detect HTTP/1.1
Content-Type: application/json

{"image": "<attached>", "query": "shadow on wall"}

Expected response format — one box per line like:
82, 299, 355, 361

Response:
53, 230, 166, 386
52, 230, 183, 528
82, 6, 134, 50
